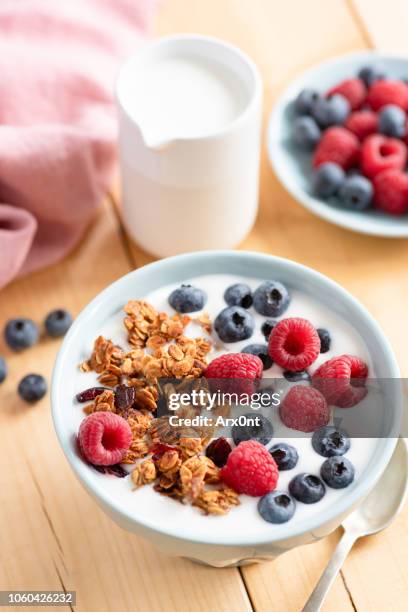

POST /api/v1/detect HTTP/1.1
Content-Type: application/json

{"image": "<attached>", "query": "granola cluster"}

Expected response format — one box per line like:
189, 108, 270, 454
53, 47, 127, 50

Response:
78, 299, 239, 515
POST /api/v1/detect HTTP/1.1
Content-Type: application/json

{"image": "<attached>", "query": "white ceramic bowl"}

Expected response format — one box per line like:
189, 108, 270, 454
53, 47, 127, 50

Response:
268, 51, 408, 237
52, 251, 401, 567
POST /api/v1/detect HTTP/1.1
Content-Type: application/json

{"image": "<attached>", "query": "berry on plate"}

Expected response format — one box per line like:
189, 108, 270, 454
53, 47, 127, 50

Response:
373, 169, 408, 215
258, 491, 296, 523
269, 442, 299, 470
283, 369, 311, 382
367, 79, 408, 111
280, 385, 329, 433
312, 426, 351, 457
320, 456, 355, 489
220, 440, 279, 497
312, 162, 345, 198
360, 134, 407, 179
4, 318, 39, 351
327, 78, 366, 111
312, 354, 368, 408
231, 413, 274, 447
293, 116, 321, 150
311, 94, 350, 128
268, 317, 320, 372
289, 473, 326, 504
0, 356, 7, 384
204, 352, 263, 396
224, 283, 253, 309
253, 281, 290, 317
168, 284, 206, 313
214, 306, 255, 342
242, 343, 273, 370
358, 64, 384, 88
294, 88, 321, 115
44, 308, 73, 337
205, 437, 232, 467
18, 374, 47, 403
261, 319, 277, 340
78, 411, 132, 466
345, 110, 378, 140
313, 127, 360, 170
339, 175, 373, 211
378, 104, 406, 138
317, 328, 331, 353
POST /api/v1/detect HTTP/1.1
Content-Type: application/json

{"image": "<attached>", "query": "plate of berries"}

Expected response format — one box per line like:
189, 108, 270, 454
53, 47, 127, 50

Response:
268, 51, 408, 237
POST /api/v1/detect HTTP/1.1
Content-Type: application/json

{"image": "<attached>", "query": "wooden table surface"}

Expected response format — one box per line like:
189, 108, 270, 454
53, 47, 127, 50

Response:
1, 1, 408, 610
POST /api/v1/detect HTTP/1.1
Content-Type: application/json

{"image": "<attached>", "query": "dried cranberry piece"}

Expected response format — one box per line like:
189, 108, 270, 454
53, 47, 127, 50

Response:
114, 384, 136, 412
205, 437, 232, 467
149, 442, 181, 461
76, 387, 107, 402
91, 463, 128, 478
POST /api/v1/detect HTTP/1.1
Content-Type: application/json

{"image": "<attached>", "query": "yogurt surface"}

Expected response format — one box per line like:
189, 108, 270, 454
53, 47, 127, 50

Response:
72, 274, 379, 541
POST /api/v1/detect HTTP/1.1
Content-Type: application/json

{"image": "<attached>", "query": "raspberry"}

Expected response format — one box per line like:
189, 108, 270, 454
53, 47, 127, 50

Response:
345, 111, 378, 140
204, 352, 263, 396
313, 127, 360, 170
78, 412, 132, 466
367, 79, 408, 111
327, 78, 366, 110
220, 440, 278, 496
373, 169, 408, 215
312, 355, 368, 408
268, 317, 320, 372
280, 386, 329, 433
360, 135, 407, 179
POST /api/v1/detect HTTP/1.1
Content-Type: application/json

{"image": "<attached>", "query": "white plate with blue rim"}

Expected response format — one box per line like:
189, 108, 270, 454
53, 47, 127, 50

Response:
267, 51, 408, 237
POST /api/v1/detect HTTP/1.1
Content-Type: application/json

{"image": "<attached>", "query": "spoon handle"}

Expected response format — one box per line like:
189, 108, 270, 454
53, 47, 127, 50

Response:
302, 529, 357, 612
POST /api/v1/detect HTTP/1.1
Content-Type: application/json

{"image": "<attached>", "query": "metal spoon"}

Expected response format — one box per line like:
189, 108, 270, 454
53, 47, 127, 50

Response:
302, 438, 408, 612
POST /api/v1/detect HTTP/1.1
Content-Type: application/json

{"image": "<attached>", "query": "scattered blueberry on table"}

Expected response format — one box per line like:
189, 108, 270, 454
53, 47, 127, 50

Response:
44, 308, 73, 337
4, 318, 39, 350
0, 356, 7, 383
18, 374, 47, 403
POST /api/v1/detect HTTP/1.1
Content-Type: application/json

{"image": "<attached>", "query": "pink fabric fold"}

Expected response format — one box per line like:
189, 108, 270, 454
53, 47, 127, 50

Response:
0, 0, 156, 289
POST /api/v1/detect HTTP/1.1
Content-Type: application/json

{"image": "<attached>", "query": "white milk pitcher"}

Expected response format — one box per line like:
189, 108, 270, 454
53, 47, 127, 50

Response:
116, 35, 262, 257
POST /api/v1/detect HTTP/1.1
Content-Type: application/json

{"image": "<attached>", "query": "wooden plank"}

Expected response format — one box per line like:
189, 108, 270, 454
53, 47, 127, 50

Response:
0, 201, 250, 612
352, 0, 408, 50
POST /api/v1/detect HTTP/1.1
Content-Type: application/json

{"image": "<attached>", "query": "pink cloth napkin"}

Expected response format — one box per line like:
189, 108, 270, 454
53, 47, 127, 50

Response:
0, 0, 156, 289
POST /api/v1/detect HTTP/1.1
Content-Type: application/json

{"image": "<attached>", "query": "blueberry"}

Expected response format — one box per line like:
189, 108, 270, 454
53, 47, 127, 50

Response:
44, 309, 73, 338
258, 491, 296, 524
293, 116, 321, 150
312, 94, 350, 128
283, 370, 310, 383
4, 318, 39, 351
232, 413, 273, 446
18, 374, 47, 403
253, 281, 290, 317
358, 64, 384, 87
289, 473, 326, 504
339, 175, 373, 211
312, 426, 350, 457
261, 319, 277, 340
224, 283, 253, 309
169, 284, 206, 313
270, 443, 299, 470
321, 456, 355, 489
242, 344, 273, 370
214, 306, 254, 342
294, 89, 321, 115
378, 104, 406, 138
317, 328, 331, 353
313, 163, 345, 198
0, 356, 7, 383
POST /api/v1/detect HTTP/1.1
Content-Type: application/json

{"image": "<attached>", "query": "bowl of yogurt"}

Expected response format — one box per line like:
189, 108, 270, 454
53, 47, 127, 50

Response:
52, 251, 401, 567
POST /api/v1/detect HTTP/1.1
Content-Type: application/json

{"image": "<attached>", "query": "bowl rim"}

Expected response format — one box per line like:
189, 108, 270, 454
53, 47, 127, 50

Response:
52, 250, 401, 546
267, 50, 408, 238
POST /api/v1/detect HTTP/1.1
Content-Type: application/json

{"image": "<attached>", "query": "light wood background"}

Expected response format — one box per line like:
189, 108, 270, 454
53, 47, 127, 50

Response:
1, 1, 408, 610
